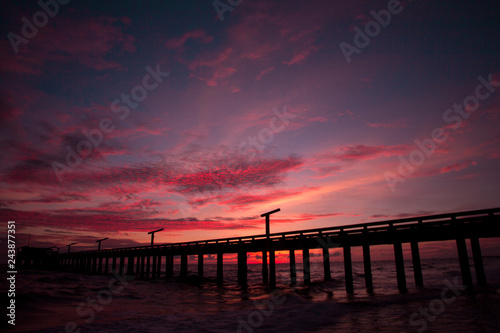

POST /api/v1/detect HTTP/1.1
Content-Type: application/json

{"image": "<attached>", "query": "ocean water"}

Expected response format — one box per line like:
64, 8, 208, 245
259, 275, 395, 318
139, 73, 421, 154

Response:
3, 258, 500, 332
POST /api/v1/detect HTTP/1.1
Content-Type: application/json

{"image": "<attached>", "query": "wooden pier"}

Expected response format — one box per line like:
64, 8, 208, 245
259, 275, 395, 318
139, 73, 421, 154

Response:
18, 208, 500, 293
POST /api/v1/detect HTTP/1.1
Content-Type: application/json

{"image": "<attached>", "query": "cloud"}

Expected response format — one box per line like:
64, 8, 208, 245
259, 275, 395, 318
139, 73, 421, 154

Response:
282, 44, 320, 66
1, 16, 136, 74
164, 29, 213, 50
307, 116, 329, 123
188, 187, 313, 210
366, 119, 408, 128
486, 153, 500, 159
322, 144, 412, 161
1, 150, 303, 214
255, 66, 275, 81
440, 160, 477, 174
370, 210, 436, 219
2, 193, 89, 206
0, 208, 260, 233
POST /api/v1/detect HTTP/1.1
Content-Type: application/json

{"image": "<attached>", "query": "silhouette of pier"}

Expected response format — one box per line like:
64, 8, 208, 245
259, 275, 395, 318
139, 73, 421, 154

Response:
18, 208, 500, 293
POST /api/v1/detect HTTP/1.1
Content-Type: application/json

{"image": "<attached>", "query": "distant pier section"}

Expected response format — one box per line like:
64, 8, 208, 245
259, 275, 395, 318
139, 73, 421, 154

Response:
17, 208, 500, 293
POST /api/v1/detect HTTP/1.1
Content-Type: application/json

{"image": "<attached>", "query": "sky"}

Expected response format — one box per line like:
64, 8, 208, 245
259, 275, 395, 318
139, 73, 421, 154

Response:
1, 0, 499, 258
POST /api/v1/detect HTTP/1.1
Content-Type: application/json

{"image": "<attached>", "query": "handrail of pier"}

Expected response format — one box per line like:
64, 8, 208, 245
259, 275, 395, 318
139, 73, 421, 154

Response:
62, 207, 500, 255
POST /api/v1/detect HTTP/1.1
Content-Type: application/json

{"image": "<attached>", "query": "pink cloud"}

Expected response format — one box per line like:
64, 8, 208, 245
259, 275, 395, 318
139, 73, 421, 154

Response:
366, 119, 408, 128
486, 152, 500, 159
256, 66, 275, 81
322, 144, 412, 161
282, 44, 320, 66
307, 116, 329, 123
164, 29, 213, 50
440, 160, 477, 174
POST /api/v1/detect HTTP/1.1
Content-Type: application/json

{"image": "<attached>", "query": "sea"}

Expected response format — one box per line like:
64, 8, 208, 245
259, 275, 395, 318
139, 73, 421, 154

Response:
2, 258, 500, 332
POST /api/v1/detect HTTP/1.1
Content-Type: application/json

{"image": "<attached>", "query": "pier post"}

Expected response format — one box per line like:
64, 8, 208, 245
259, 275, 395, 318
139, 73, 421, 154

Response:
470, 237, 486, 287
322, 238, 332, 281
343, 244, 354, 294
198, 253, 204, 278
140, 255, 145, 279
87, 256, 92, 273
217, 252, 223, 284
166, 254, 173, 278
238, 245, 248, 287
92, 256, 97, 273
146, 255, 151, 278
393, 242, 407, 292
363, 243, 373, 292
136, 255, 141, 276
411, 241, 424, 287
105, 257, 109, 274
456, 236, 473, 288
119, 256, 125, 275
180, 253, 188, 277
262, 250, 268, 284
152, 254, 157, 277
303, 247, 311, 285
454, 219, 473, 289
290, 249, 297, 285
269, 246, 276, 287
156, 254, 162, 278
127, 256, 134, 275
78, 257, 84, 272
112, 256, 117, 273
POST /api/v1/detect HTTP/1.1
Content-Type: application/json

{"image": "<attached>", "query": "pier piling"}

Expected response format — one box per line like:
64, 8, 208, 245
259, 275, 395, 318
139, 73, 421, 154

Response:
393, 242, 407, 292
411, 241, 423, 287
303, 247, 311, 285
470, 237, 486, 287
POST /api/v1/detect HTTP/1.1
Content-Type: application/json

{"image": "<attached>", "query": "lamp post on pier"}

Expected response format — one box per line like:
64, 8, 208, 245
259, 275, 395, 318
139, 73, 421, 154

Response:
96, 238, 109, 251
261, 208, 281, 237
148, 228, 164, 247
260, 208, 280, 286
66, 242, 77, 253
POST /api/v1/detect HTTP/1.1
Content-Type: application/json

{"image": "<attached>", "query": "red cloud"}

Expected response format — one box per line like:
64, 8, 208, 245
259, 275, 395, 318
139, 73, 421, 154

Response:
0, 208, 260, 233
440, 160, 477, 174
